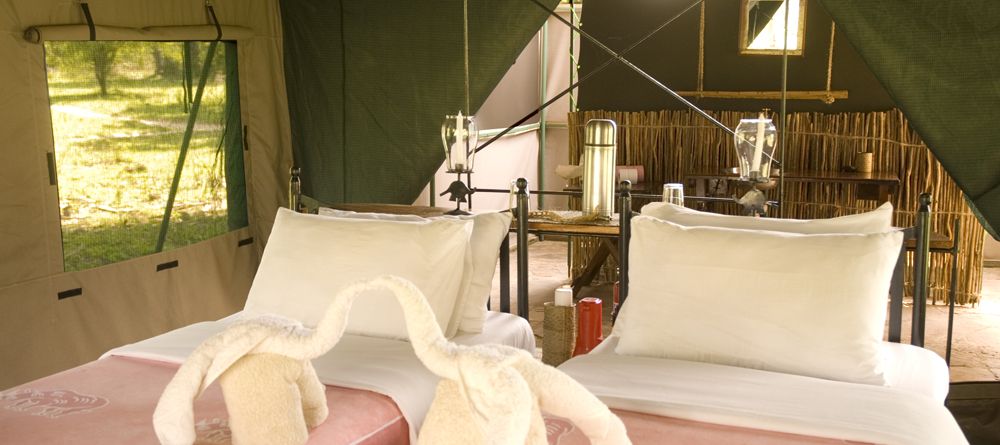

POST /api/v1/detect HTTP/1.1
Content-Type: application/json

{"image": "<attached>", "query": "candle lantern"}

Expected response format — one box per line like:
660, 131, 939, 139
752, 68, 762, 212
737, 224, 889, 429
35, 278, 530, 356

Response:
732, 113, 777, 217
441, 111, 478, 174
733, 116, 777, 183
439, 111, 479, 215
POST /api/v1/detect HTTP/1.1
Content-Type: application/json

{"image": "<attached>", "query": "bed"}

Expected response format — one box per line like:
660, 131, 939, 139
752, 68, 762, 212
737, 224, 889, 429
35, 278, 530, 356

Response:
0, 206, 541, 444
0, 311, 534, 445
546, 196, 968, 444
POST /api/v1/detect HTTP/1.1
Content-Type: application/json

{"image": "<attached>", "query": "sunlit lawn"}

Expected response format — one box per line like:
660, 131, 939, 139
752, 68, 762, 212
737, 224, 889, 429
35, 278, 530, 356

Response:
49, 69, 232, 271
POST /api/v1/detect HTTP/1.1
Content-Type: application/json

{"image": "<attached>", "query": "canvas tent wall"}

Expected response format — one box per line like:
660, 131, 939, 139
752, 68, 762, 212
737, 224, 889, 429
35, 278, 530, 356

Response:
0, 0, 291, 389
819, 0, 1000, 240
0, 0, 561, 389
281, 0, 558, 206
413, 6, 579, 211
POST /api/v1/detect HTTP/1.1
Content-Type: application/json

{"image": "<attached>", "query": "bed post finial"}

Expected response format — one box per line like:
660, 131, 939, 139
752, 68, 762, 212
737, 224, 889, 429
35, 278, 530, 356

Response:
911, 192, 933, 346
289, 167, 302, 213
515, 178, 530, 320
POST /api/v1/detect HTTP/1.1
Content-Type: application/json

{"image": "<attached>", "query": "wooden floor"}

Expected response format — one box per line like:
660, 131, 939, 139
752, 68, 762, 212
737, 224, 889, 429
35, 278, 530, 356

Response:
490, 239, 1000, 382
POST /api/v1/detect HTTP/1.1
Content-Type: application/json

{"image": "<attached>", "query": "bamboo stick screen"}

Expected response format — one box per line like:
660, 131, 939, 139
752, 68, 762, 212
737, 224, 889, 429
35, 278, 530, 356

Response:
567, 109, 984, 305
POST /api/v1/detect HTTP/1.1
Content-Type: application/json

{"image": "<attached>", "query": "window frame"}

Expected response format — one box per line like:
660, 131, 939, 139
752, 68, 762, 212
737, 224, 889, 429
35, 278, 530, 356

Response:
738, 0, 808, 56
39, 39, 248, 272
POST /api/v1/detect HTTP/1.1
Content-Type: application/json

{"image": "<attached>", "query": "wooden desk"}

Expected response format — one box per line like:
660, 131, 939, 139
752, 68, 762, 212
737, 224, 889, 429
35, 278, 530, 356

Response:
521, 211, 619, 237
318, 202, 452, 217
513, 211, 621, 296
686, 170, 900, 203
563, 183, 655, 195
904, 230, 956, 252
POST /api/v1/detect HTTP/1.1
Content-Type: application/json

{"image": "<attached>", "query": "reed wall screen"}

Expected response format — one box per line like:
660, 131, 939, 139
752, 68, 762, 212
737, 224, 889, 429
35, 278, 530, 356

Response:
567, 109, 984, 305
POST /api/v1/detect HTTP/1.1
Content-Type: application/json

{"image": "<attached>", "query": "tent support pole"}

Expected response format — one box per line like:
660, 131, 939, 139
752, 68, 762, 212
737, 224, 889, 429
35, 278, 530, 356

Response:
537, 21, 548, 209
429, 177, 436, 206
156, 41, 219, 253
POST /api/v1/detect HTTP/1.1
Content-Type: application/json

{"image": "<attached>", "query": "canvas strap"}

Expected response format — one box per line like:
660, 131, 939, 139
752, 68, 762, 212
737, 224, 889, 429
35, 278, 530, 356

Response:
78, 1, 96, 40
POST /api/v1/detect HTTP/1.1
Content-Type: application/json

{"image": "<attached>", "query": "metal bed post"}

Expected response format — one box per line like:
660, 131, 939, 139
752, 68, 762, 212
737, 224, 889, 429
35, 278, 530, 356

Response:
516, 178, 530, 319
911, 193, 932, 347
945, 218, 961, 364
499, 235, 511, 313
289, 167, 302, 212
614, 181, 632, 323
887, 226, 914, 343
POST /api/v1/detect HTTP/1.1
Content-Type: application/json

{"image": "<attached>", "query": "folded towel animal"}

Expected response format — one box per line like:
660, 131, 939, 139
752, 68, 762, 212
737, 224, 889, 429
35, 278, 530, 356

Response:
153, 275, 629, 445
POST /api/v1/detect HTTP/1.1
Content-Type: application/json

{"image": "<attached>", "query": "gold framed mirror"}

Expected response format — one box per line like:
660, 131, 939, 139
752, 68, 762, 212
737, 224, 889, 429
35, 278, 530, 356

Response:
739, 0, 807, 55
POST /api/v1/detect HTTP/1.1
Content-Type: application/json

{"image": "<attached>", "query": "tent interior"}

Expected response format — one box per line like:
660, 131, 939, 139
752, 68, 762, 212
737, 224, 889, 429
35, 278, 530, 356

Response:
2, 0, 999, 443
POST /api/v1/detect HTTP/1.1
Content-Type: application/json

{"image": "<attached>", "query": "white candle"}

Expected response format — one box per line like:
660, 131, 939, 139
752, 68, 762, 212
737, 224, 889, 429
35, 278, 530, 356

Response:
751, 112, 766, 176
453, 111, 468, 170
554, 286, 573, 306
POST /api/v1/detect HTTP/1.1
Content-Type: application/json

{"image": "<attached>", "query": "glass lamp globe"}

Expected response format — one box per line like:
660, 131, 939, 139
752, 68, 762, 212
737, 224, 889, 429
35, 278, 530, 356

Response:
733, 118, 777, 182
441, 111, 479, 174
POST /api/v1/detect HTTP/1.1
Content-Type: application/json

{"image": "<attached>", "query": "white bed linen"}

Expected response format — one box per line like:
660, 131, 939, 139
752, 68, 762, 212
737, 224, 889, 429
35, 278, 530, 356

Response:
880, 341, 951, 402
104, 311, 534, 442
560, 335, 966, 445
597, 335, 949, 402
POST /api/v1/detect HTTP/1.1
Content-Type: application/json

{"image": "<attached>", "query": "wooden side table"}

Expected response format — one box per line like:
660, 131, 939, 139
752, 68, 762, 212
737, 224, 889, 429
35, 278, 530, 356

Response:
686, 170, 901, 204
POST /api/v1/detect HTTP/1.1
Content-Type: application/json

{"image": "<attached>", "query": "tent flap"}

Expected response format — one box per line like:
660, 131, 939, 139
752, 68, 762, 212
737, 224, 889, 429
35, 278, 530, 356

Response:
819, 0, 1000, 239
282, 0, 559, 204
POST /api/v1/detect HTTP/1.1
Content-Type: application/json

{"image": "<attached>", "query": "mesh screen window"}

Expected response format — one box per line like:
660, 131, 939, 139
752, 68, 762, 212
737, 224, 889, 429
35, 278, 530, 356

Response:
43, 41, 247, 272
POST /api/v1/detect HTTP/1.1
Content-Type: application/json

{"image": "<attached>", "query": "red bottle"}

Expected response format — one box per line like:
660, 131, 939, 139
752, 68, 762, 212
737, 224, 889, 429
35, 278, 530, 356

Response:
573, 297, 603, 356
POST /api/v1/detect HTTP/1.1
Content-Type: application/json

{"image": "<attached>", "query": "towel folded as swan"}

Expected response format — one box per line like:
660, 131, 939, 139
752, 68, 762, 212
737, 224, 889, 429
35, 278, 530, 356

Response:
154, 275, 629, 445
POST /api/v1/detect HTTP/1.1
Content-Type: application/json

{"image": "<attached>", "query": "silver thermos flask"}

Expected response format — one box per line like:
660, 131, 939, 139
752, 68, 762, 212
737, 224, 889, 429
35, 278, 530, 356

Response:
582, 119, 617, 219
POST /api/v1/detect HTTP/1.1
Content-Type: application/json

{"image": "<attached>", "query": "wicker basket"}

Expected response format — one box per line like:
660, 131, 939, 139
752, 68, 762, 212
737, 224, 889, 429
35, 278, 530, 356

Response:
542, 303, 577, 367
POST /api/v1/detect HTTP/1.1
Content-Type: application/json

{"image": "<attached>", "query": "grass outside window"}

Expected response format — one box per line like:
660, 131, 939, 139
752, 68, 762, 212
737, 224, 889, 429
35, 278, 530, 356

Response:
44, 41, 246, 272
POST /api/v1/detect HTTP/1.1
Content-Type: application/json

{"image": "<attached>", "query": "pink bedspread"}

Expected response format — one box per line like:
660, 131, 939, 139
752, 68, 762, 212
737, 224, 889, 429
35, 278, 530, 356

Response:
1, 357, 869, 444
546, 411, 868, 444
0, 356, 407, 444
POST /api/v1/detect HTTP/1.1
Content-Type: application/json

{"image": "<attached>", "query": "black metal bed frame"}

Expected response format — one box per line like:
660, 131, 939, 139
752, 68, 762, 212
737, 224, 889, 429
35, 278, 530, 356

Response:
287, 168, 936, 347
494, 178, 934, 347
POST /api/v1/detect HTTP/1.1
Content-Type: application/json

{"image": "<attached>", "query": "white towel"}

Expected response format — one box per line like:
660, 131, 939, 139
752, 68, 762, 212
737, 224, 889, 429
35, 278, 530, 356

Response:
154, 275, 629, 445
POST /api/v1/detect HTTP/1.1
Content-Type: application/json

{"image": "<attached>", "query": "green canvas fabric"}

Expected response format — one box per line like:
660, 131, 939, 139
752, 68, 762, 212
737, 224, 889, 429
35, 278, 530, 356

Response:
224, 42, 248, 231
281, 0, 558, 204
281, 1, 347, 203
819, 0, 1000, 239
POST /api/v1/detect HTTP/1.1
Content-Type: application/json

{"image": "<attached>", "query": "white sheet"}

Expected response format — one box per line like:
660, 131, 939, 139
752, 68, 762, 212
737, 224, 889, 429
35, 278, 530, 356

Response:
589, 335, 950, 403
104, 311, 534, 442
881, 341, 951, 402
560, 335, 967, 445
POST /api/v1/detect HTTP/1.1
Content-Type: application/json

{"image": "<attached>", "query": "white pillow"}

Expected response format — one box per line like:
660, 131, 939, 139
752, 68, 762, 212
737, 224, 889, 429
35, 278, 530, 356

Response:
613, 216, 903, 385
244, 208, 472, 340
318, 208, 512, 334
640, 201, 893, 234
